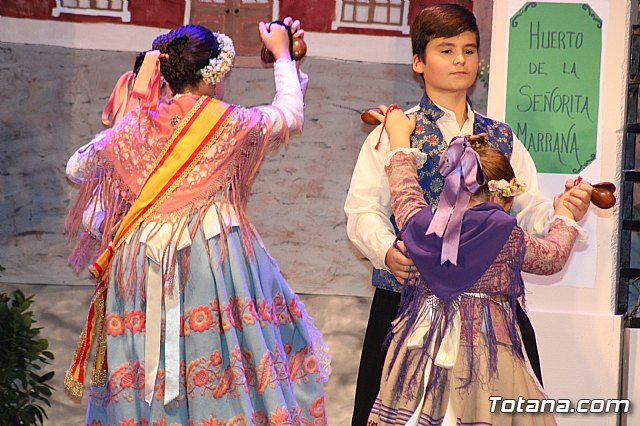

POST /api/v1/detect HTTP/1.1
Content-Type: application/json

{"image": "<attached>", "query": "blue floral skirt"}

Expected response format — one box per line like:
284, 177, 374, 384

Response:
85, 226, 329, 426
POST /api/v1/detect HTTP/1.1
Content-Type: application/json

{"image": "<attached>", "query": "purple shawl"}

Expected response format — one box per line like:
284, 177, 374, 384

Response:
401, 202, 516, 302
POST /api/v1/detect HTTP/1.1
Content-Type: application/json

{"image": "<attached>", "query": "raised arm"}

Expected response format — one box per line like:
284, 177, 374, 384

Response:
256, 18, 307, 138
385, 152, 428, 230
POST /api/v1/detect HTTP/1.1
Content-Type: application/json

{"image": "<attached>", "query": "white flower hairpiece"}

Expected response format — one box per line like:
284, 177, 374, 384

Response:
487, 177, 527, 198
198, 32, 235, 85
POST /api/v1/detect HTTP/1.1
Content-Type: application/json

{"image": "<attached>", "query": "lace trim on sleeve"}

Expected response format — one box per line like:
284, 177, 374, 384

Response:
386, 148, 428, 169
543, 214, 587, 242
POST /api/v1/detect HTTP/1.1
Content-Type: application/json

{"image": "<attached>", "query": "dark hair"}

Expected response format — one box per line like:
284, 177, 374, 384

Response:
468, 134, 516, 197
150, 25, 220, 94
410, 4, 479, 61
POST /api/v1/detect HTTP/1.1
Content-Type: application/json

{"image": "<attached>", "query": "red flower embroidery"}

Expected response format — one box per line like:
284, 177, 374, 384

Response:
193, 369, 209, 387
289, 297, 303, 318
273, 292, 284, 307
278, 311, 290, 325
269, 406, 292, 425
213, 365, 234, 398
283, 343, 292, 355
252, 411, 269, 426
152, 418, 166, 426
210, 350, 223, 366
242, 312, 255, 325
288, 346, 309, 379
257, 352, 273, 395
304, 355, 318, 374
125, 310, 145, 334
120, 370, 135, 388
119, 419, 137, 426
88, 421, 102, 426
227, 414, 247, 426
189, 306, 213, 332
198, 416, 224, 426
105, 314, 125, 337
309, 396, 326, 418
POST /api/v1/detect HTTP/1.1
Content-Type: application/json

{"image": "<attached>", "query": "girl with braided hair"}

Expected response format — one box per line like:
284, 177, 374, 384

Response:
64, 19, 329, 425
364, 107, 581, 425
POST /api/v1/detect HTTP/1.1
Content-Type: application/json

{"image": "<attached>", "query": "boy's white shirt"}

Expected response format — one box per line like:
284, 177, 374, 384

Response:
344, 102, 554, 271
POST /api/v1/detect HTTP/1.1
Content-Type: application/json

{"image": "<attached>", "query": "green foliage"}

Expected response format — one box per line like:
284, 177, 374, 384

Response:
0, 290, 55, 426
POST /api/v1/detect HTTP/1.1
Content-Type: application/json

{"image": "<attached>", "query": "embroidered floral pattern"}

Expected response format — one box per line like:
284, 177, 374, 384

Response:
106, 313, 126, 337
124, 310, 145, 334
183, 292, 303, 336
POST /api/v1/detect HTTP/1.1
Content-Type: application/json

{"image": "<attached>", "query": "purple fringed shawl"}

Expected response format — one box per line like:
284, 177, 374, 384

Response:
402, 202, 516, 302
387, 202, 527, 404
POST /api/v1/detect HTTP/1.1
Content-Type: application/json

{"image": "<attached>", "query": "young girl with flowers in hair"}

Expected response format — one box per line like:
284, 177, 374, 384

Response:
364, 106, 581, 425
64, 18, 330, 425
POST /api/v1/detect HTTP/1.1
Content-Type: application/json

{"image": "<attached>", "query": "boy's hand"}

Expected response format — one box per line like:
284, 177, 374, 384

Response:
561, 179, 593, 221
385, 240, 418, 285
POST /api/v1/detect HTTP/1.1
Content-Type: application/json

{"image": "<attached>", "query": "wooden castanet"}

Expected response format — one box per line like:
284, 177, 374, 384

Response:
361, 108, 382, 125
590, 182, 616, 209
260, 22, 307, 64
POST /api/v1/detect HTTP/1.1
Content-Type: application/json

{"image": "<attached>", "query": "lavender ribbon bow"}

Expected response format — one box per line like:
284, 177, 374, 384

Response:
426, 136, 484, 265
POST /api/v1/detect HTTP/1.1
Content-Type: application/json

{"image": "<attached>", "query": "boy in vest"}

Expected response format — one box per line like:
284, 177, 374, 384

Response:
344, 4, 592, 425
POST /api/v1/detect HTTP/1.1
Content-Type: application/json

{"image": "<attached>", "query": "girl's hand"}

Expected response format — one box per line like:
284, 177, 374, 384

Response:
369, 105, 416, 150
553, 192, 575, 221
286, 17, 304, 42
258, 19, 292, 61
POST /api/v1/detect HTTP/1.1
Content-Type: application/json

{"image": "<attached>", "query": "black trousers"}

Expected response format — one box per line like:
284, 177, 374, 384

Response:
351, 287, 543, 426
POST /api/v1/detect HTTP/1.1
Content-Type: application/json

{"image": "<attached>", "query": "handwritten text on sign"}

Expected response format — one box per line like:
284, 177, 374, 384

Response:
505, 2, 602, 174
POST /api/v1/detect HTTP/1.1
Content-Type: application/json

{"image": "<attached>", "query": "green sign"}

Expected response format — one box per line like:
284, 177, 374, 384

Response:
505, 2, 602, 173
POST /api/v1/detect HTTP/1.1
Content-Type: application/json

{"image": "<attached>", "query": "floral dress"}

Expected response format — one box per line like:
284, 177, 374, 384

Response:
66, 60, 330, 426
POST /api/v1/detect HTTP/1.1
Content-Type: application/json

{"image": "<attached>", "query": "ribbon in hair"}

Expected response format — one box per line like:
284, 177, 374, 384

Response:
102, 70, 135, 127
426, 136, 484, 265
131, 50, 163, 112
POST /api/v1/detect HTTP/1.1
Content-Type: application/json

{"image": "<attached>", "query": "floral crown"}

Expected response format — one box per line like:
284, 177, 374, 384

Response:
198, 32, 235, 85
487, 177, 526, 198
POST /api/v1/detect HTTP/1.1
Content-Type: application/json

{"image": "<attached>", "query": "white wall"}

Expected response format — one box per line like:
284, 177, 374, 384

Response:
489, 1, 631, 424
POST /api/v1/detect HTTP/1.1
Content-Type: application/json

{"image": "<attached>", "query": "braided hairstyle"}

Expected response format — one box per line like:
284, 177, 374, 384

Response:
150, 25, 220, 94
467, 134, 517, 198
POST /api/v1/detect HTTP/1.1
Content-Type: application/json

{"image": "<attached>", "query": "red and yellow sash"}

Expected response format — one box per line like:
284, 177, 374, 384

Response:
65, 96, 235, 398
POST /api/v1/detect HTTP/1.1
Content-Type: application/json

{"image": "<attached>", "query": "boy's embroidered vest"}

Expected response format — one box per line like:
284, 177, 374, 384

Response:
372, 95, 514, 293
